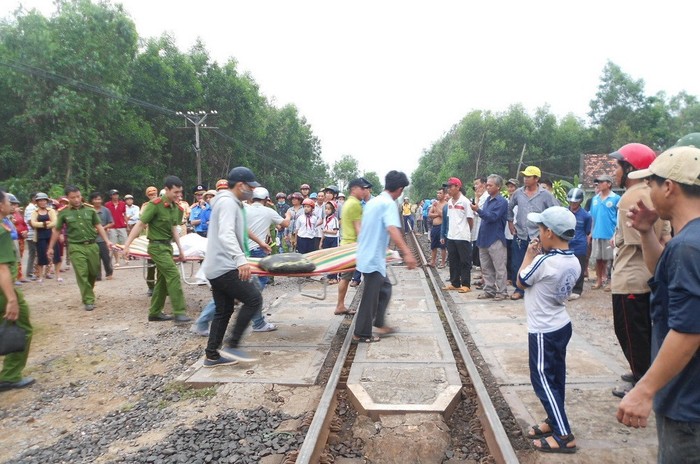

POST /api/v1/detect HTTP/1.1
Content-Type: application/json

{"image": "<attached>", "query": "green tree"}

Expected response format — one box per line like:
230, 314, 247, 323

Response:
362, 171, 383, 193
330, 154, 360, 192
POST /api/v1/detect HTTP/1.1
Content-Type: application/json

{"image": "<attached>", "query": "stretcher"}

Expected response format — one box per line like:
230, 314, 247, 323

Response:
115, 237, 401, 300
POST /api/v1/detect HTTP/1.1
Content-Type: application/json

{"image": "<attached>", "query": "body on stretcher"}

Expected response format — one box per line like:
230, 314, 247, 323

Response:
115, 237, 402, 299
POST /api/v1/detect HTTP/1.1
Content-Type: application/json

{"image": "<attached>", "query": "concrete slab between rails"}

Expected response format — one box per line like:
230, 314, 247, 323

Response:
347, 362, 462, 420
352, 333, 456, 364
178, 346, 329, 387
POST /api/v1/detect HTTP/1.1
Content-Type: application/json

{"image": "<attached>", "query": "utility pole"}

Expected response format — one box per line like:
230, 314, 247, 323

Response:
175, 110, 218, 185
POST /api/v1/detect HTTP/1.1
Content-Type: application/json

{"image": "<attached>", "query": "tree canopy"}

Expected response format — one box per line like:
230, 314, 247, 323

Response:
0, 0, 329, 203
411, 60, 700, 201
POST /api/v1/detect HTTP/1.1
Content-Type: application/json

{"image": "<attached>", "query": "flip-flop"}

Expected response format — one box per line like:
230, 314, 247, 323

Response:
334, 309, 357, 316
352, 335, 380, 343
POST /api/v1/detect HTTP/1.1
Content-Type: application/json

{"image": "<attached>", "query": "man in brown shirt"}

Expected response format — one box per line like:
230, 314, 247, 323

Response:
609, 143, 672, 398
428, 187, 447, 268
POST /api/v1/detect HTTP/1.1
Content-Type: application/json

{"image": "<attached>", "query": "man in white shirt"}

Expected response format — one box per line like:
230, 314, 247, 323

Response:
443, 177, 474, 293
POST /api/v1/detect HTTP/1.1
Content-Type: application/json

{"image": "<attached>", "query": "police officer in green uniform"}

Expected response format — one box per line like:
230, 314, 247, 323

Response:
0, 189, 35, 391
48, 185, 111, 311
124, 176, 192, 323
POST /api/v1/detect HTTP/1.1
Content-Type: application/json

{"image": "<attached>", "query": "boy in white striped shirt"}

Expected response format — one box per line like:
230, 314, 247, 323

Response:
517, 206, 581, 454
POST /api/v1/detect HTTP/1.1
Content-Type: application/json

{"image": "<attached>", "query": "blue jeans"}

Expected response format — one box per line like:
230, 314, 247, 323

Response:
511, 237, 530, 295
250, 248, 269, 290
657, 414, 700, 464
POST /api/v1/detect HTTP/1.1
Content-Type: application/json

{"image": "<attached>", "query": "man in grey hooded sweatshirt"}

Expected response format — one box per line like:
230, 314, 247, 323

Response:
201, 166, 262, 367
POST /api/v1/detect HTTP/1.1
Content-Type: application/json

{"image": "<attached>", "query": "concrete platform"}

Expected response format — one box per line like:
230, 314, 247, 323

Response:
179, 285, 352, 387
346, 268, 462, 419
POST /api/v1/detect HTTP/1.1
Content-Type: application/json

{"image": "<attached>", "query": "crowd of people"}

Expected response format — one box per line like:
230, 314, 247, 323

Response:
2, 135, 700, 460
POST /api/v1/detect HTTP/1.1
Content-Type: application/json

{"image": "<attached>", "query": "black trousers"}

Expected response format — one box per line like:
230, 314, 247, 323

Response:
447, 239, 472, 288
612, 293, 652, 381
97, 241, 113, 278
354, 271, 392, 338
205, 269, 262, 359
572, 254, 586, 295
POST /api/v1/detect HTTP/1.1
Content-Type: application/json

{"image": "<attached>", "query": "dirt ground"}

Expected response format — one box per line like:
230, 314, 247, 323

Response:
0, 259, 304, 463
0, 255, 622, 463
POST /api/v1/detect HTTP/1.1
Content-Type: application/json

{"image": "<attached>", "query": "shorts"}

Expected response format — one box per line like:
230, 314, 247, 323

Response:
108, 228, 128, 245
340, 270, 354, 281
430, 225, 445, 250
591, 238, 613, 260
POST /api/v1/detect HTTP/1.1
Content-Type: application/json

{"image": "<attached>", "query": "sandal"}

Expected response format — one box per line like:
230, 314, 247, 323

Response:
527, 418, 553, 439
352, 335, 381, 343
533, 433, 577, 454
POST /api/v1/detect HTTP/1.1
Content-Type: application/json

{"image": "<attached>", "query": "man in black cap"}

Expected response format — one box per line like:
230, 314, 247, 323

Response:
201, 167, 262, 365
335, 177, 372, 315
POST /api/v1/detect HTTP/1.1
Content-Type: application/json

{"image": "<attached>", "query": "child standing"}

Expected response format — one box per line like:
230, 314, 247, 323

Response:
295, 198, 318, 254
321, 201, 340, 284
517, 206, 581, 454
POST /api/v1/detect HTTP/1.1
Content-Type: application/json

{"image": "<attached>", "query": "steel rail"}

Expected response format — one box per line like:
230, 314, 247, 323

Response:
406, 230, 519, 464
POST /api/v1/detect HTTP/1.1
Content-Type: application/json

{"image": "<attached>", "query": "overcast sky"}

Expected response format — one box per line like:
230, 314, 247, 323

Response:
3, 1, 699, 180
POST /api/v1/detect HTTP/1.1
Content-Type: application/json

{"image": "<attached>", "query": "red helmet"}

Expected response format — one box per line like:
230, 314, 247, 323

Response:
609, 143, 656, 170
302, 198, 315, 207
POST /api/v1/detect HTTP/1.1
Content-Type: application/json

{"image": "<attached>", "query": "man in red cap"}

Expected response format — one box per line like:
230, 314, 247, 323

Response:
443, 177, 474, 293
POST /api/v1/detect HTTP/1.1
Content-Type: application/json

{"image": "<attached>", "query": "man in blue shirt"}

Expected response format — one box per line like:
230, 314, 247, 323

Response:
617, 145, 700, 462
189, 185, 209, 237
471, 175, 508, 300
589, 175, 620, 290
565, 188, 592, 300
353, 171, 417, 343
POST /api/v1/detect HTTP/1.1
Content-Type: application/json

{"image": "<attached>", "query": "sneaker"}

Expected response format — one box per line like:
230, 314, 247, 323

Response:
568, 293, 581, 301
0, 377, 35, 391
252, 322, 277, 332
190, 324, 210, 337
147, 289, 154, 297
84, 304, 95, 311
219, 347, 258, 363
203, 357, 238, 368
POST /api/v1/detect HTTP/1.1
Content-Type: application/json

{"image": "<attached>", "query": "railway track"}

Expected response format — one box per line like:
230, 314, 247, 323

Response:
290, 229, 520, 463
